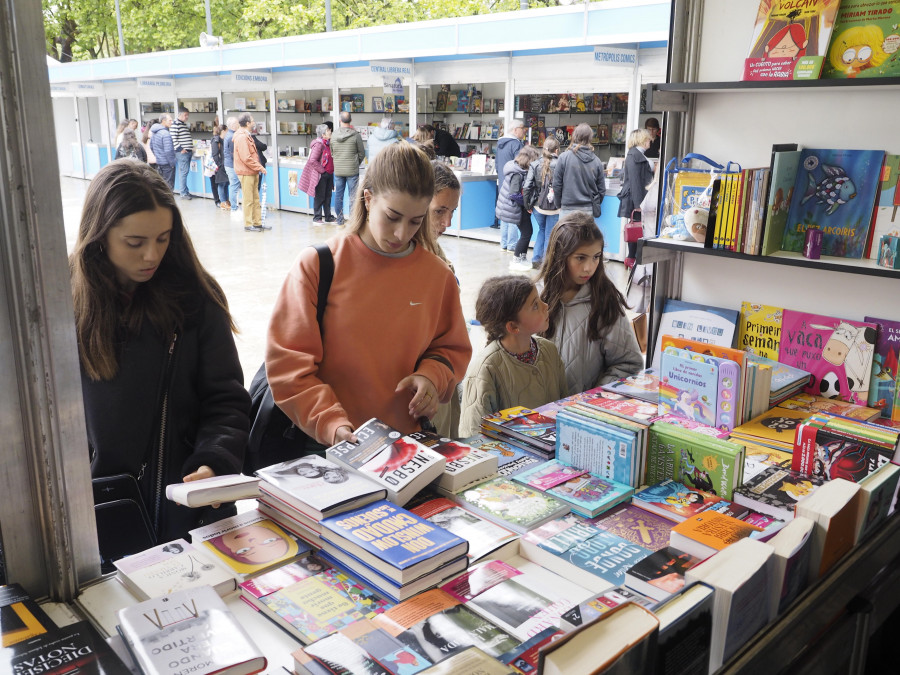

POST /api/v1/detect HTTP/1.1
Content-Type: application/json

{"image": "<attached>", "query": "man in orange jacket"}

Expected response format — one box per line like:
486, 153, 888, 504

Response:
234, 112, 268, 232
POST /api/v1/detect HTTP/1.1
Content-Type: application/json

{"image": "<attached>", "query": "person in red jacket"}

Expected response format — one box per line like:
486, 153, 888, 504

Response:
233, 112, 267, 232
298, 124, 335, 223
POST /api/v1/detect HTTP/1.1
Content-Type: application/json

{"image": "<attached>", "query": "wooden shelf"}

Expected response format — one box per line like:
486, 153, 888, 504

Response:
657, 77, 900, 94
638, 237, 900, 280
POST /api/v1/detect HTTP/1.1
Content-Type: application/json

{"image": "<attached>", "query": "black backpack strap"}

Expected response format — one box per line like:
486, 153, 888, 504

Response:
246, 243, 335, 463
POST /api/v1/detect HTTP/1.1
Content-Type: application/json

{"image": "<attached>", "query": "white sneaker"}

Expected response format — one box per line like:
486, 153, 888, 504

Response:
509, 255, 532, 272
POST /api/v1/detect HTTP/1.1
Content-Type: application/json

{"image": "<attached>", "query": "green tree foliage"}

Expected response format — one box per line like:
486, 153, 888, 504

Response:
44, 0, 557, 62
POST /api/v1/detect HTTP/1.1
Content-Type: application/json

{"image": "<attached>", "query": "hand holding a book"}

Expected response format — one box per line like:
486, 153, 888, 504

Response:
334, 425, 358, 445
182, 465, 222, 507
397, 374, 439, 421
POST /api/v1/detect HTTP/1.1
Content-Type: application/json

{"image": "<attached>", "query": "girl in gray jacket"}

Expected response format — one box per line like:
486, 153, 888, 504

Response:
537, 212, 644, 394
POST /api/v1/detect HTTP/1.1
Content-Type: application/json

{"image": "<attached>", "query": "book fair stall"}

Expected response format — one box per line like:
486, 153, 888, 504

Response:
46, 2, 668, 251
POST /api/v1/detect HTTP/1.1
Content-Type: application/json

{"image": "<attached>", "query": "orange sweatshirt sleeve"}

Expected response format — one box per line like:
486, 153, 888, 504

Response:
265, 245, 350, 444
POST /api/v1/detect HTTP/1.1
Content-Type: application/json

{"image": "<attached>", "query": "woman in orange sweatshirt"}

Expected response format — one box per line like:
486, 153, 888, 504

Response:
266, 142, 472, 447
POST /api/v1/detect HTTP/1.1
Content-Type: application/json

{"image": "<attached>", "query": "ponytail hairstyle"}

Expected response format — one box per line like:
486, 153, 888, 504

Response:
475, 275, 537, 344
348, 142, 437, 251
537, 211, 626, 341
568, 123, 594, 154
70, 159, 235, 381
540, 136, 560, 183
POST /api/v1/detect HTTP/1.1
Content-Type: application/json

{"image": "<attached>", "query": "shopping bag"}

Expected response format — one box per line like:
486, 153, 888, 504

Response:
625, 210, 644, 242
659, 153, 740, 236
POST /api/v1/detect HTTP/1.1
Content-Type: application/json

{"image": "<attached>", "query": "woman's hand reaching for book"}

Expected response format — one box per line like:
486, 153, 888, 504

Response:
398, 374, 439, 421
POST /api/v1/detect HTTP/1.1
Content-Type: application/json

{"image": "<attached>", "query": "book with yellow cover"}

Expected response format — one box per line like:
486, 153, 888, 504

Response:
729, 407, 813, 451
737, 302, 783, 360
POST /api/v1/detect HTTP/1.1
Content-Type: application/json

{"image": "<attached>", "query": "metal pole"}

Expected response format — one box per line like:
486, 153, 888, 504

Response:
325, 0, 332, 32
204, 0, 213, 35
114, 0, 125, 56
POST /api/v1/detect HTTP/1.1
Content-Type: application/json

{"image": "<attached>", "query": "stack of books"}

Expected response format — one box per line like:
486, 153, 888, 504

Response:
254, 454, 387, 548
463, 433, 544, 478
317, 500, 470, 602
452, 477, 570, 535
326, 418, 447, 506
511, 458, 633, 518
480, 407, 557, 458
409, 496, 520, 562
792, 413, 900, 481
408, 430, 498, 494
730, 407, 813, 452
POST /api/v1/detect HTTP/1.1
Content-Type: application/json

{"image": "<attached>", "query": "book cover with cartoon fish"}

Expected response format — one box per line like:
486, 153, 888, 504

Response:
781, 148, 885, 258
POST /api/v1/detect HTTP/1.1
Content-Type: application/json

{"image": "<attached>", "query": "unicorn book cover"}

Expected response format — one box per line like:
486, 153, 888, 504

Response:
781, 148, 885, 258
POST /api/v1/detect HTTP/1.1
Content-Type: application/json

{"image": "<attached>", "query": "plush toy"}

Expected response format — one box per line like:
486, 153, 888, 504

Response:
661, 213, 691, 241
683, 207, 709, 243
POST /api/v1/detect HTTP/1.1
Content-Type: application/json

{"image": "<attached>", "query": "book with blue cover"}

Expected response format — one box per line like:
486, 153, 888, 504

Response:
651, 299, 740, 369
745, 353, 812, 401
319, 501, 468, 585
781, 148, 885, 258
462, 434, 544, 478
658, 347, 720, 428
555, 410, 641, 488
512, 460, 634, 518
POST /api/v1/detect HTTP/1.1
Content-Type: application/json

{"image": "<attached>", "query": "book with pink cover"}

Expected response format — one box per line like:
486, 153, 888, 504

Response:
777, 310, 877, 405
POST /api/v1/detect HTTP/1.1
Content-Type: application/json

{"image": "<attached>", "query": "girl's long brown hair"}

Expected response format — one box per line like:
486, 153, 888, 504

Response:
70, 159, 234, 381
537, 211, 626, 342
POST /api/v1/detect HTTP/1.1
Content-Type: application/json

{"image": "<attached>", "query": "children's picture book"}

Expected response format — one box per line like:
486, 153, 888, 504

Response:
117, 585, 266, 675
455, 478, 569, 534
114, 538, 237, 600
352, 93, 365, 112
730, 407, 813, 451
371, 96, 385, 112
513, 460, 634, 518
555, 409, 642, 488
189, 509, 309, 579
242, 554, 394, 644
631, 479, 724, 523
651, 299, 740, 369
778, 309, 878, 404
326, 418, 446, 506
865, 315, 900, 418
866, 155, 900, 260
781, 148, 885, 258
601, 367, 660, 403
822, 0, 900, 79
658, 348, 720, 427
409, 497, 519, 562
776, 391, 881, 421
746, 352, 812, 403
743, 0, 841, 81
384, 95, 395, 113
435, 90, 448, 112
737, 302, 783, 359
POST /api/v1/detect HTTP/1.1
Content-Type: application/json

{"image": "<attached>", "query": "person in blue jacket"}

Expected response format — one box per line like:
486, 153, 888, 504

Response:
148, 114, 176, 189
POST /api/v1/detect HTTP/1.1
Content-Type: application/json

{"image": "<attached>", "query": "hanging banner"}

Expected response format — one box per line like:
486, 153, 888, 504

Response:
593, 47, 638, 67
229, 70, 272, 88
383, 76, 404, 95
136, 77, 174, 91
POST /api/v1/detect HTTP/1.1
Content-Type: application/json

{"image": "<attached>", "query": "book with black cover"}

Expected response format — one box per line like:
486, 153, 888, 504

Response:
0, 583, 57, 648
1, 620, 131, 674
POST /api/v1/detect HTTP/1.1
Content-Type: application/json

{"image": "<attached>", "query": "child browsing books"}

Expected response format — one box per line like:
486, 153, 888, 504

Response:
266, 142, 472, 447
537, 212, 644, 395
458, 275, 568, 437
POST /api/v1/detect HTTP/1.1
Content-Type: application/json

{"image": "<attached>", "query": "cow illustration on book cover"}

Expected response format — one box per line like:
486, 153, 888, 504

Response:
778, 310, 877, 404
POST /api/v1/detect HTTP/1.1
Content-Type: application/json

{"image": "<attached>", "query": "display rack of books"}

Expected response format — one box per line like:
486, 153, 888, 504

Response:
426, 82, 506, 155
137, 100, 174, 128
273, 89, 333, 157
636, 0, 900, 671
514, 91, 627, 162
223, 91, 271, 136
177, 97, 219, 134
334, 86, 412, 156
